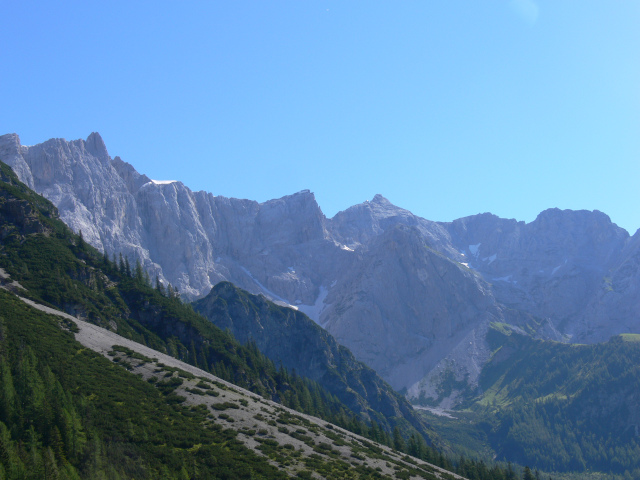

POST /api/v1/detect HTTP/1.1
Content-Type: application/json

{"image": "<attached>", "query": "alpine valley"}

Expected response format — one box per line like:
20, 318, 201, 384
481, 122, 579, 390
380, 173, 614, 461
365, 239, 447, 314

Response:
1, 132, 639, 479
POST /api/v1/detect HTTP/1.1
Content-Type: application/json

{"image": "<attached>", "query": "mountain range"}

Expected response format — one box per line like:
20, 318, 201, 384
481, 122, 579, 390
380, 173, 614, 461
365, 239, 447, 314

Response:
3, 152, 636, 478
1, 132, 638, 407
1, 160, 473, 479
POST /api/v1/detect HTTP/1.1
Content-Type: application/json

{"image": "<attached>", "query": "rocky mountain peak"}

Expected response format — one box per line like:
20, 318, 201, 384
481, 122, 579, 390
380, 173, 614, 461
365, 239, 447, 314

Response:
533, 207, 625, 234
527, 208, 629, 265
0, 133, 21, 151
2, 132, 639, 407
256, 190, 327, 244
329, 194, 421, 248
84, 132, 109, 162
208, 281, 241, 301
0, 134, 35, 189
370, 193, 390, 204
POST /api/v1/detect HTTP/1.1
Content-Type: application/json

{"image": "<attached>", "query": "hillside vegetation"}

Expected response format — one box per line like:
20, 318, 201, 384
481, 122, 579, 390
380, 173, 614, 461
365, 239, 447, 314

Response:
193, 281, 429, 436
0, 289, 291, 479
1, 159, 557, 479
0, 159, 371, 428
421, 323, 640, 479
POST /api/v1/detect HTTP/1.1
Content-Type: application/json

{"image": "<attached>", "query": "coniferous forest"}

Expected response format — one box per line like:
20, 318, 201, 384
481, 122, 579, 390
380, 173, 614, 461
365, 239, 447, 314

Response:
0, 156, 585, 479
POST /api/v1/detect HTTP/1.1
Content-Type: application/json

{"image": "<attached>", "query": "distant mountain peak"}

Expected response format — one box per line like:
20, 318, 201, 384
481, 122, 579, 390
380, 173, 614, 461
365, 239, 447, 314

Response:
2, 131, 639, 404
85, 132, 109, 160
371, 193, 390, 204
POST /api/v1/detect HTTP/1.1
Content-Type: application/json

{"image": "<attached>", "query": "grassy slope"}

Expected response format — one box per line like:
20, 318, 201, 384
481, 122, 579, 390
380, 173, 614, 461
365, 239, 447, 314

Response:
420, 324, 640, 479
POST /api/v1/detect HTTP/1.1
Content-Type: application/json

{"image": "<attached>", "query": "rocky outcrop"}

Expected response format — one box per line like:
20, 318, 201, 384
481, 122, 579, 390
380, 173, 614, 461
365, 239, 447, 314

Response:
2, 132, 639, 407
322, 224, 499, 389
444, 209, 628, 321
573, 229, 640, 343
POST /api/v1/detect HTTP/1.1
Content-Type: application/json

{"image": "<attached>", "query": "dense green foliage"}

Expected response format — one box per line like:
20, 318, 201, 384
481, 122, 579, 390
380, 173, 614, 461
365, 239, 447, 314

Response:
0, 161, 553, 479
479, 329, 640, 476
193, 281, 432, 438
423, 324, 640, 479
0, 290, 289, 479
0, 160, 361, 426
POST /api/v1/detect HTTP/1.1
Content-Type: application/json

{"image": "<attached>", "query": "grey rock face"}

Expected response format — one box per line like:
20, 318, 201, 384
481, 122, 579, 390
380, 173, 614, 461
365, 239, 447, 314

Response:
442, 209, 631, 333
0, 133, 149, 276
572, 229, 640, 342
2, 132, 638, 406
322, 224, 500, 389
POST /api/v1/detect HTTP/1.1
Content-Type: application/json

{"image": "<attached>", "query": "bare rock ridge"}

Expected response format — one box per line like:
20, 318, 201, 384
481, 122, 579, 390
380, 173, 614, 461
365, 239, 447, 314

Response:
1, 132, 639, 405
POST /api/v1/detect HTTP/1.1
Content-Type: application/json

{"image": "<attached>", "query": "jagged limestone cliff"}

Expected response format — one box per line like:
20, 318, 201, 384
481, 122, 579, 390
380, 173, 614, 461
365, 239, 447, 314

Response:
2, 132, 638, 406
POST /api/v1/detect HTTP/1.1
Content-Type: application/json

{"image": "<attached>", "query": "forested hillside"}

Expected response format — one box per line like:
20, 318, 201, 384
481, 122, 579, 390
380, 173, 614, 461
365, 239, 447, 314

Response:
0, 159, 429, 440
421, 323, 640, 479
193, 281, 429, 435
0, 158, 557, 479
480, 326, 640, 475
0, 290, 290, 479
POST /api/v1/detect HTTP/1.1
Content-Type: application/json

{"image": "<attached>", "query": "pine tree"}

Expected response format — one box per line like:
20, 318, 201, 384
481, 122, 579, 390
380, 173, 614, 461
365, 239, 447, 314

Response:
155, 276, 165, 296
43, 447, 60, 480
124, 257, 131, 277
134, 258, 144, 283
0, 356, 16, 426
78, 230, 85, 251
392, 426, 405, 451
407, 433, 420, 457
0, 421, 27, 479
523, 466, 536, 480
189, 341, 199, 368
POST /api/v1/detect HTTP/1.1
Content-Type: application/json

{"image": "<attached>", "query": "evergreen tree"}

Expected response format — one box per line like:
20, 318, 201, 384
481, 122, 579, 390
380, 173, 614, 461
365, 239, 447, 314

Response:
77, 230, 85, 251
134, 258, 144, 283
155, 275, 165, 296
392, 426, 405, 451
0, 356, 16, 426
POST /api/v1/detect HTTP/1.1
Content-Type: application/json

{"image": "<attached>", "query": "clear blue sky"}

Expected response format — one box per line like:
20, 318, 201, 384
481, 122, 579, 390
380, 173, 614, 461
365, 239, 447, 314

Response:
2, 1, 638, 233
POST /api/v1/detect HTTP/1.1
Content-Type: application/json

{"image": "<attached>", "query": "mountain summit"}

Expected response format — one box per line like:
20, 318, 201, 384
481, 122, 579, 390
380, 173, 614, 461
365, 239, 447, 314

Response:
2, 132, 638, 405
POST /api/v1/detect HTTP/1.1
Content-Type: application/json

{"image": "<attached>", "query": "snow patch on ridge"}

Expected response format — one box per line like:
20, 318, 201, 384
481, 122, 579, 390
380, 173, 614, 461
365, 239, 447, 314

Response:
468, 243, 481, 257
151, 179, 178, 185
493, 275, 514, 283
482, 254, 497, 265
240, 267, 298, 311
298, 286, 329, 327
551, 259, 568, 276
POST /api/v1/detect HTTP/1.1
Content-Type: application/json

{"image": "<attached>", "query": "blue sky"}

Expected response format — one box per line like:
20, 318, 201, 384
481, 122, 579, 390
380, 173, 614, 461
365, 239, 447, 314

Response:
2, 1, 639, 233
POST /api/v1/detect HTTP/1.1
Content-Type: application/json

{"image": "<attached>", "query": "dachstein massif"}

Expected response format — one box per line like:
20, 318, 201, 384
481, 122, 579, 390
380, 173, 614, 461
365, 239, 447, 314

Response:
1, 132, 639, 406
